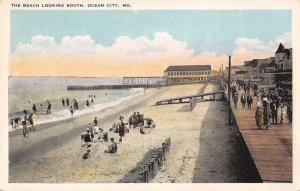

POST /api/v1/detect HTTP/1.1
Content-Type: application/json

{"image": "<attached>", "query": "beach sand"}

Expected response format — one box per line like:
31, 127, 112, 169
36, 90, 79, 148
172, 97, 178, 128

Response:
9, 83, 259, 183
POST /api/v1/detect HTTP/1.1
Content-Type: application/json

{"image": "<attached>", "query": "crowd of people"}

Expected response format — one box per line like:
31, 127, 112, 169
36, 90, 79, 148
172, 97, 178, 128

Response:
231, 80, 292, 130
80, 113, 155, 159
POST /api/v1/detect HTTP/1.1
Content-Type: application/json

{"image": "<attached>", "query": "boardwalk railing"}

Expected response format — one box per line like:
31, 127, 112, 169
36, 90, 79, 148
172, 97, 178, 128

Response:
156, 91, 224, 105
119, 138, 171, 183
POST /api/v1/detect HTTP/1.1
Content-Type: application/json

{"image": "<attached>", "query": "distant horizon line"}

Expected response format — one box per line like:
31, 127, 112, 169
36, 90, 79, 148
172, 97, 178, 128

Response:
8, 75, 165, 78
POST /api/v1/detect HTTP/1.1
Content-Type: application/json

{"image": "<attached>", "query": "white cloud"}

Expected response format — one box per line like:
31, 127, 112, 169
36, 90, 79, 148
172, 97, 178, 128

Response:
15, 32, 194, 60
59, 35, 98, 55
16, 35, 57, 55
14, 32, 292, 69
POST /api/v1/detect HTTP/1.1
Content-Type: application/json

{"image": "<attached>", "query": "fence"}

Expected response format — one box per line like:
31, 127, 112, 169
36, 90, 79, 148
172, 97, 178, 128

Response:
119, 137, 171, 183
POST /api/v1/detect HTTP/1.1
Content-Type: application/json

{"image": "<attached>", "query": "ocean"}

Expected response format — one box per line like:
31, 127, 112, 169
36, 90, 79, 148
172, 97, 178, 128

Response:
8, 76, 144, 130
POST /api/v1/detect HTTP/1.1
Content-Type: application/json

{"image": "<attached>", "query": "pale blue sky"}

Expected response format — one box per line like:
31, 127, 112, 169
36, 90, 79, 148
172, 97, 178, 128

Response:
11, 10, 291, 54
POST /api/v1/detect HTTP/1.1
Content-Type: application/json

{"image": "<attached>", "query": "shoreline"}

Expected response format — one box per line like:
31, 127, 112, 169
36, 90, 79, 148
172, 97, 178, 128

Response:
8, 88, 145, 132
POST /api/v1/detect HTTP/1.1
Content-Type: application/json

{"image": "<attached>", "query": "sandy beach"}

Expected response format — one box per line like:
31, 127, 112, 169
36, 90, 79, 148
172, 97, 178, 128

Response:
9, 83, 259, 183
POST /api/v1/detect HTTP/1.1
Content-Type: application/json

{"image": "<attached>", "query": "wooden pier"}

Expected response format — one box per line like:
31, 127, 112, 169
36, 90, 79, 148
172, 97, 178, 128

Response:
228, 91, 292, 182
123, 76, 165, 86
155, 91, 224, 105
67, 76, 166, 90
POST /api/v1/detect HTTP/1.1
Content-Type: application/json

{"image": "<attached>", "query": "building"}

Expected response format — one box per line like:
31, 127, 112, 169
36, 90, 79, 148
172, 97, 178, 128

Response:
240, 43, 292, 85
243, 57, 276, 83
164, 65, 213, 84
275, 43, 292, 71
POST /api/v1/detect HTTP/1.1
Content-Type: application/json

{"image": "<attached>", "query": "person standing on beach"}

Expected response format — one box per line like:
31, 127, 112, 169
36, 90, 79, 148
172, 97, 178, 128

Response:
32, 104, 37, 114
88, 123, 94, 139
75, 100, 79, 110
86, 100, 90, 107
118, 116, 126, 143
66, 97, 69, 106
21, 110, 28, 138
132, 112, 137, 128
73, 100, 76, 110
70, 106, 74, 116
93, 117, 98, 126
28, 113, 35, 131
14, 118, 19, 129
46, 100, 51, 114
62, 98, 65, 107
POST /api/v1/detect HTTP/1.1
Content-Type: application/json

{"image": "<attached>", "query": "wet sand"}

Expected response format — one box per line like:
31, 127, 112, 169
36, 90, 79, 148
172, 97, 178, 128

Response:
9, 83, 260, 183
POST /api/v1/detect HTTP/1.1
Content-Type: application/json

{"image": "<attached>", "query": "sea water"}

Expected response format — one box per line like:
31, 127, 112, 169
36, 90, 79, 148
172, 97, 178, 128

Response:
8, 76, 144, 131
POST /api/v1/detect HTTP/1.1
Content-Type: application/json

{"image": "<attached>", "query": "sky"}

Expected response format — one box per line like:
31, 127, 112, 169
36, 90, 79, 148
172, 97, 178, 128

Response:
10, 10, 292, 77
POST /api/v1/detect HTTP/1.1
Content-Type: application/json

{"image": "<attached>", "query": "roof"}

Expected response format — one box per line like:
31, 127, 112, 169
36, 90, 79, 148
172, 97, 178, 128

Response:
258, 63, 271, 69
165, 65, 211, 71
276, 43, 286, 54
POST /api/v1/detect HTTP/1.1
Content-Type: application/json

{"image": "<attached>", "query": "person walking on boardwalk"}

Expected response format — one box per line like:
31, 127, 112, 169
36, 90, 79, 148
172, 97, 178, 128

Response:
262, 97, 269, 129
240, 94, 246, 108
270, 101, 278, 124
255, 107, 260, 129
257, 107, 264, 130
233, 91, 238, 109
62, 98, 65, 107
246, 94, 253, 109
118, 116, 126, 143
32, 104, 37, 114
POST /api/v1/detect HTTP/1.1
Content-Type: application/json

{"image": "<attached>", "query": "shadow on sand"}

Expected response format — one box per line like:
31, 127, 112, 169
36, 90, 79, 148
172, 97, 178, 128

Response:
192, 101, 262, 183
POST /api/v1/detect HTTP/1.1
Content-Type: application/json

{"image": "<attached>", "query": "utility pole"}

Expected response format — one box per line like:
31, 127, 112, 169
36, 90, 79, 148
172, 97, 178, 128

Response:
228, 55, 232, 125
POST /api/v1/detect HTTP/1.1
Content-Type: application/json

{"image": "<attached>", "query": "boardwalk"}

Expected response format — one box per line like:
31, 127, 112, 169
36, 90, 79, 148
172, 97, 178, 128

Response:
229, 90, 292, 182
